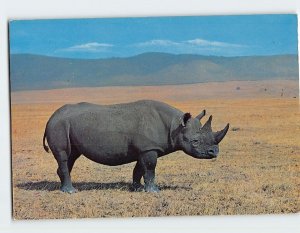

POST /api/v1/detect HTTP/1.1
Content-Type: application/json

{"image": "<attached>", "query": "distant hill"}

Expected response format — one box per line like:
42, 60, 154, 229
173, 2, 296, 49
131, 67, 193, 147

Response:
9, 53, 299, 91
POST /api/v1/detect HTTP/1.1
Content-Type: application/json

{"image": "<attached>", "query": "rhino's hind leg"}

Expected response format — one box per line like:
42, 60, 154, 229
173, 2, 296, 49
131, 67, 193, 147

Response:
67, 148, 81, 174
55, 150, 77, 194
132, 161, 144, 191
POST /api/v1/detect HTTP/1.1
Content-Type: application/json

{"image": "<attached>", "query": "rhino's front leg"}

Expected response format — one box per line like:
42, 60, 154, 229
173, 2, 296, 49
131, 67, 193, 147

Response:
132, 161, 144, 191
140, 151, 159, 193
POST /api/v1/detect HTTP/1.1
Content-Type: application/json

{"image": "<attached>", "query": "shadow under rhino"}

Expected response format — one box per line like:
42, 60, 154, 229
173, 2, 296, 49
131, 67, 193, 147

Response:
16, 181, 192, 192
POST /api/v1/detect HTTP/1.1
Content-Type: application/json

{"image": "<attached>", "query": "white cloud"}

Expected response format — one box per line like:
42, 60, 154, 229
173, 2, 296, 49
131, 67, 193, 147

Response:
186, 38, 245, 48
134, 38, 246, 50
61, 42, 114, 52
131, 38, 250, 56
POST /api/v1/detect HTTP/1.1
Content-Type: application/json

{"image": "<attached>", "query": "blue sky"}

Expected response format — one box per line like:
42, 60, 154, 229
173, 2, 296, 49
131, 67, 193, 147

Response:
9, 14, 298, 58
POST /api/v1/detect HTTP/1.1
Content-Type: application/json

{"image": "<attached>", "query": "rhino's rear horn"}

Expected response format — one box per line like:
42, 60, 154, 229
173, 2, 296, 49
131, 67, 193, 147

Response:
202, 115, 212, 131
214, 123, 230, 144
196, 110, 206, 121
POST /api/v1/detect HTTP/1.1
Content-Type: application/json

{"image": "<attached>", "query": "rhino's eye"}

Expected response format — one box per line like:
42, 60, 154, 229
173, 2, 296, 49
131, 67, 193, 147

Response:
191, 139, 200, 147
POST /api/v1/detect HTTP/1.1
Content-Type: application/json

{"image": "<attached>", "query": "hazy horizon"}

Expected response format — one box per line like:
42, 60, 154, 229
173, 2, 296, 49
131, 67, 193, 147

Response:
10, 51, 299, 60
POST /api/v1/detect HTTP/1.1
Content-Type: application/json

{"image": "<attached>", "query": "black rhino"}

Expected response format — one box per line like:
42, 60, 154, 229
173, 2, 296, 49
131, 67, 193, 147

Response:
43, 100, 229, 193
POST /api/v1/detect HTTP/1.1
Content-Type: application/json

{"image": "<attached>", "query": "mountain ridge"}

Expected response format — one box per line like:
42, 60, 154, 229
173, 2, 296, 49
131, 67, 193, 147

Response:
9, 53, 299, 91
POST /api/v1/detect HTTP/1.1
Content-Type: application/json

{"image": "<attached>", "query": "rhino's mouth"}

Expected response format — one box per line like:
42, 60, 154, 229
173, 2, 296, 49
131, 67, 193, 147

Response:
207, 151, 218, 158
187, 147, 219, 159
195, 151, 218, 159
207, 152, 218, 159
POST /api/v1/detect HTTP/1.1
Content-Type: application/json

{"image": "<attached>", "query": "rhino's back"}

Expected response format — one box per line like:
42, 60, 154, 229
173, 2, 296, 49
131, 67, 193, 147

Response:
49, 100, 179, 124
47, 100, 181, 140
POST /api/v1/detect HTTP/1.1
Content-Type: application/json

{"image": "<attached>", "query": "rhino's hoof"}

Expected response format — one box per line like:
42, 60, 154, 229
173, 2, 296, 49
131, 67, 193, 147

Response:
131, 183, 144, 192
60, 186, 78, 194
145, 185, 160, 193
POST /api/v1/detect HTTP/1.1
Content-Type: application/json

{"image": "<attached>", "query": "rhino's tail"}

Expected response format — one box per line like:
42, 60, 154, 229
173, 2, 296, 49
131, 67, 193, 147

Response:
43, 125, 50, 153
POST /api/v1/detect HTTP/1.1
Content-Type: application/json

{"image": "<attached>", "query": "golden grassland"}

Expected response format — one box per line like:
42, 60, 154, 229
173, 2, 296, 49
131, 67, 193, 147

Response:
11, 80, 299, 219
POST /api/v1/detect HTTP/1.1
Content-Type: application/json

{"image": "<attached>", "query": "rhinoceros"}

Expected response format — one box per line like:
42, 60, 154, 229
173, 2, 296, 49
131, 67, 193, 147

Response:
43, 100, 229, 193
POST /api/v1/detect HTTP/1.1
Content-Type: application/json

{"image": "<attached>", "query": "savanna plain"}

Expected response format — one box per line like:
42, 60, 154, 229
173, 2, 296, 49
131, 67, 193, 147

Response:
11, 80, 299, 219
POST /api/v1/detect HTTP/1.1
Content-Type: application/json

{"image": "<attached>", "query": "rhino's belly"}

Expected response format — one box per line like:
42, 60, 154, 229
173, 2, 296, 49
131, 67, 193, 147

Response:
81, 145, 138, 166
72, 131, 139, 166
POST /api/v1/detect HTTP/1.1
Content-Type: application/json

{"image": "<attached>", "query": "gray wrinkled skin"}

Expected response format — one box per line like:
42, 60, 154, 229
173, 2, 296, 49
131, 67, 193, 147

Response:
43, 100, 229, 193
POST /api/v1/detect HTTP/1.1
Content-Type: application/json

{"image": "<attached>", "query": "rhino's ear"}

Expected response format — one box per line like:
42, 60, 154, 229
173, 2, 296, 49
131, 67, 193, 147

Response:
181, 113, 192, 127
195, 109, 206, 121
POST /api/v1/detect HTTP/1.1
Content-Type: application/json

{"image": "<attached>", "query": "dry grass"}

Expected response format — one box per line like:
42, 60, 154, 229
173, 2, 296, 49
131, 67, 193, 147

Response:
11, 80, 300, 219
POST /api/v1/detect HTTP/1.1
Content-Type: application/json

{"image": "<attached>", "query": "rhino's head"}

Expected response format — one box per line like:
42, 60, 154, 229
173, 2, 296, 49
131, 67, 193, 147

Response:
172, 110, 229, 159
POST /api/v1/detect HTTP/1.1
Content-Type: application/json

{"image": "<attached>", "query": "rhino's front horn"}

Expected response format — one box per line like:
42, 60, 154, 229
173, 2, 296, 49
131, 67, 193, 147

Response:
214, 123, 230, 144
